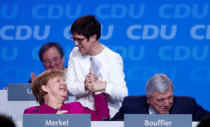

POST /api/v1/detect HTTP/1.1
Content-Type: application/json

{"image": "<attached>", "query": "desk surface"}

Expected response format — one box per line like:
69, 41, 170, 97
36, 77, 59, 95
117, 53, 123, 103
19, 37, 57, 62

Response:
1, 90, 200, 127
15, 121, 199, 127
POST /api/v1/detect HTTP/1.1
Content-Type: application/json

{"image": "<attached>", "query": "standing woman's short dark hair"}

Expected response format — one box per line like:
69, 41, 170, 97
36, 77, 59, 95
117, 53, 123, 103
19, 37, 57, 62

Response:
71, 15, 101, 40
39, 42, 64, 61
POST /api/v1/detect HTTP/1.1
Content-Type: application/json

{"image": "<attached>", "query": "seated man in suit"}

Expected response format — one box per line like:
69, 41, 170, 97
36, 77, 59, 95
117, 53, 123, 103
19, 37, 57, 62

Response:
112, 73, 210, 121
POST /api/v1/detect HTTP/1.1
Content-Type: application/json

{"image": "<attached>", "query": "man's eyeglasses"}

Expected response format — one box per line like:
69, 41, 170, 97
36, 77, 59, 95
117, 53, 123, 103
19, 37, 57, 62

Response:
42, 56, 61, 65
70, 36, 86, 44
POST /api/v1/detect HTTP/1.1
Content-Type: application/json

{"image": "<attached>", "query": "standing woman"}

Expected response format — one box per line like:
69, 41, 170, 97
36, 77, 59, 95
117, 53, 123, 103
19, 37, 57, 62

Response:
66, 15, 128, 117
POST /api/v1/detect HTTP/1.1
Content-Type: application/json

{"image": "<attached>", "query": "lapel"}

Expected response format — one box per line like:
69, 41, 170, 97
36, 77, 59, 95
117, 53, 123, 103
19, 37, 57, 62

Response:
134, 96, 150, 114
144, 102, 150, 114
168, 97, 181, 114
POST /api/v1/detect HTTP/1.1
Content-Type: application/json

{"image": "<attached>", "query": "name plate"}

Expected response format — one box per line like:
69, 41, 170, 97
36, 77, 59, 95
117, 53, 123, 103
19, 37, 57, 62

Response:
8, 83, 35, 101
8, 83, 70, 101
23, 114, 90, 127
124, 114, 192, 127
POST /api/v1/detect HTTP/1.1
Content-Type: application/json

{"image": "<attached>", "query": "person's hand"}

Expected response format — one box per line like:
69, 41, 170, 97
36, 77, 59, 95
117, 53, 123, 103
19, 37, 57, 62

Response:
90, 80, 107, 93
30, 73, 36, 83
84, 72, 97, 91
56, 110, 68, 114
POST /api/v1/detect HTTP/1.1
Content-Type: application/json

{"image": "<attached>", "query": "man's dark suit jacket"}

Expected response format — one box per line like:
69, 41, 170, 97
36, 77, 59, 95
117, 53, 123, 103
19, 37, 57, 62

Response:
112, 96, 210, 121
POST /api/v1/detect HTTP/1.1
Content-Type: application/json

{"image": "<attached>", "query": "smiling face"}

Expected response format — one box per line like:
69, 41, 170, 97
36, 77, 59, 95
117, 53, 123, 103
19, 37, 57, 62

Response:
71, 33, 96, 55
42, 47, 64, 70
147, 88, 174, 114
42, 75, 67, 101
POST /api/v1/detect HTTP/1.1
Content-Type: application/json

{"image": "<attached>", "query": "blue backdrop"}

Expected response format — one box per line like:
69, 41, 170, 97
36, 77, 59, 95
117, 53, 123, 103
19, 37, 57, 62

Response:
0, 0, 209, 110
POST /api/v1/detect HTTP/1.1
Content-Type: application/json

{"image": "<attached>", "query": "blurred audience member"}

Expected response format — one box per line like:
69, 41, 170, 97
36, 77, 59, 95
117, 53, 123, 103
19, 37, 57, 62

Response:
0, 114, 15, 127
197, 116, 210, 127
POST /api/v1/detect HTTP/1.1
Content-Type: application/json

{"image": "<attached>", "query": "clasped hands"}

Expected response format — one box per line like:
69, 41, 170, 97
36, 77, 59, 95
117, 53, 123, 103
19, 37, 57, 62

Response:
85, 72, 106, 94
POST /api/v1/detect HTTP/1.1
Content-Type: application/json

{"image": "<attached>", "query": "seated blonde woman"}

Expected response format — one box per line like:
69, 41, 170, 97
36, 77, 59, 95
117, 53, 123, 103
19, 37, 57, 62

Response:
24, 69, 110, 121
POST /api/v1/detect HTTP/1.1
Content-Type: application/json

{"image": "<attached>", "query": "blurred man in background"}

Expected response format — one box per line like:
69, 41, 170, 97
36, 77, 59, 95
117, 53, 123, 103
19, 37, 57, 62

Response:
29, 42, 65, 83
